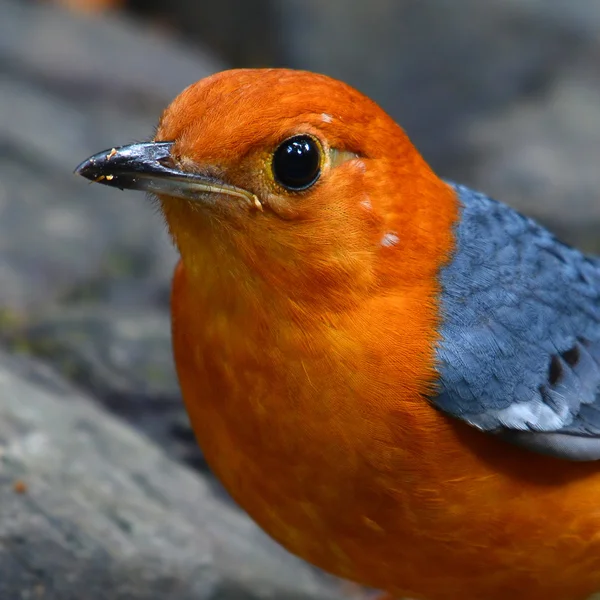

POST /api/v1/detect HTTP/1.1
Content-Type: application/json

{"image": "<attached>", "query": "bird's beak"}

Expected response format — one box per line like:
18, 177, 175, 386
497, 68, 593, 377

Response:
75, 142, 262, 209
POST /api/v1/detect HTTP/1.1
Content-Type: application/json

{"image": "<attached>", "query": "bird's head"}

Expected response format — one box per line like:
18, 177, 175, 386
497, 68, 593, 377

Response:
77, 69, 456, 310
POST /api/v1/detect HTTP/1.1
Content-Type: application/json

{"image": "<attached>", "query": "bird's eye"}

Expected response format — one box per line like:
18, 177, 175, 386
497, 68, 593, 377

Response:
272, 135, 321, 191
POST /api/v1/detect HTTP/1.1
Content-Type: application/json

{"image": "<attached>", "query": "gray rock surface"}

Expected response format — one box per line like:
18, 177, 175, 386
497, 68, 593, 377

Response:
463, 63, 600, 252
17, 305, 209, 474
0, 351, 345, 600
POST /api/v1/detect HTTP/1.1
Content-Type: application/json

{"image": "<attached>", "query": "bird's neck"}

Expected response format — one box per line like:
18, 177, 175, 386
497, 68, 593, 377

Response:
173, 243, 331, 353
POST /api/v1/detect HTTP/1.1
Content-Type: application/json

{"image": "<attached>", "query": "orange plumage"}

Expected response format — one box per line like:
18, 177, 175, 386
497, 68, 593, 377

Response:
77, 69, 600, 600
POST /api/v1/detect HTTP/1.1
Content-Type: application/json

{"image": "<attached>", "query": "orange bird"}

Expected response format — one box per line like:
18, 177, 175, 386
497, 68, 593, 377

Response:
76, 69, 600, 600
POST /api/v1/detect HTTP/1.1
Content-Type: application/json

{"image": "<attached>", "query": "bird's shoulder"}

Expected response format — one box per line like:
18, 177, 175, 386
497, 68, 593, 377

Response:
432, 182, 600, 460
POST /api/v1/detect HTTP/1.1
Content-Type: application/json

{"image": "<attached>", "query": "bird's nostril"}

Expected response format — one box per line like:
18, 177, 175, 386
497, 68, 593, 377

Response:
157, 155, 177, 169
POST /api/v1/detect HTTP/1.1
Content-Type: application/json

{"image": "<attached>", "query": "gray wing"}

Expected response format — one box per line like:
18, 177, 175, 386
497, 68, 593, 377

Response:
433, 183, 600, 460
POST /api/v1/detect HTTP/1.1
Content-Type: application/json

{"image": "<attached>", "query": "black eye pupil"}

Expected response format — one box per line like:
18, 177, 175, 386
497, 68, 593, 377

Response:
272, 135, 321, 191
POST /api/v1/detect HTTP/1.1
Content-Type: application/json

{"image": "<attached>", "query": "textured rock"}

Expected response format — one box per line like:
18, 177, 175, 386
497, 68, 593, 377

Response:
17, 305, 208, 474
0, 351, 346, 600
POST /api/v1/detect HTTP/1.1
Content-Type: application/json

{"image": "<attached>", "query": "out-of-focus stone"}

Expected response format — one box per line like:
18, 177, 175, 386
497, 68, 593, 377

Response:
127, 0, 279, 67
16, 305, 210, 474
463, 66, 600, 252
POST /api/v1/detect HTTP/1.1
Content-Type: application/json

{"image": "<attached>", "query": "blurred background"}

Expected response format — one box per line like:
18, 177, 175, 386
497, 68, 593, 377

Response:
0, 0, 598, 598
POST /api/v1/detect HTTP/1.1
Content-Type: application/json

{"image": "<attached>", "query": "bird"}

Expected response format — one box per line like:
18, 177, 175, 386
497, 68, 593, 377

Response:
76, 68, 600, 600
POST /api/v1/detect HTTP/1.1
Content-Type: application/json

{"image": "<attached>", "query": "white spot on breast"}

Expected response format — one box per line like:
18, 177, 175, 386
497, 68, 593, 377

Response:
380, 232, 399, 247
360, 196, 372, 210
321, 113, 333, 123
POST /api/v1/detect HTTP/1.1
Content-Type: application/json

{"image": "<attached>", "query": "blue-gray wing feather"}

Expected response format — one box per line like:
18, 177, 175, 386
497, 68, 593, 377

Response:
433, 183, 600, 460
